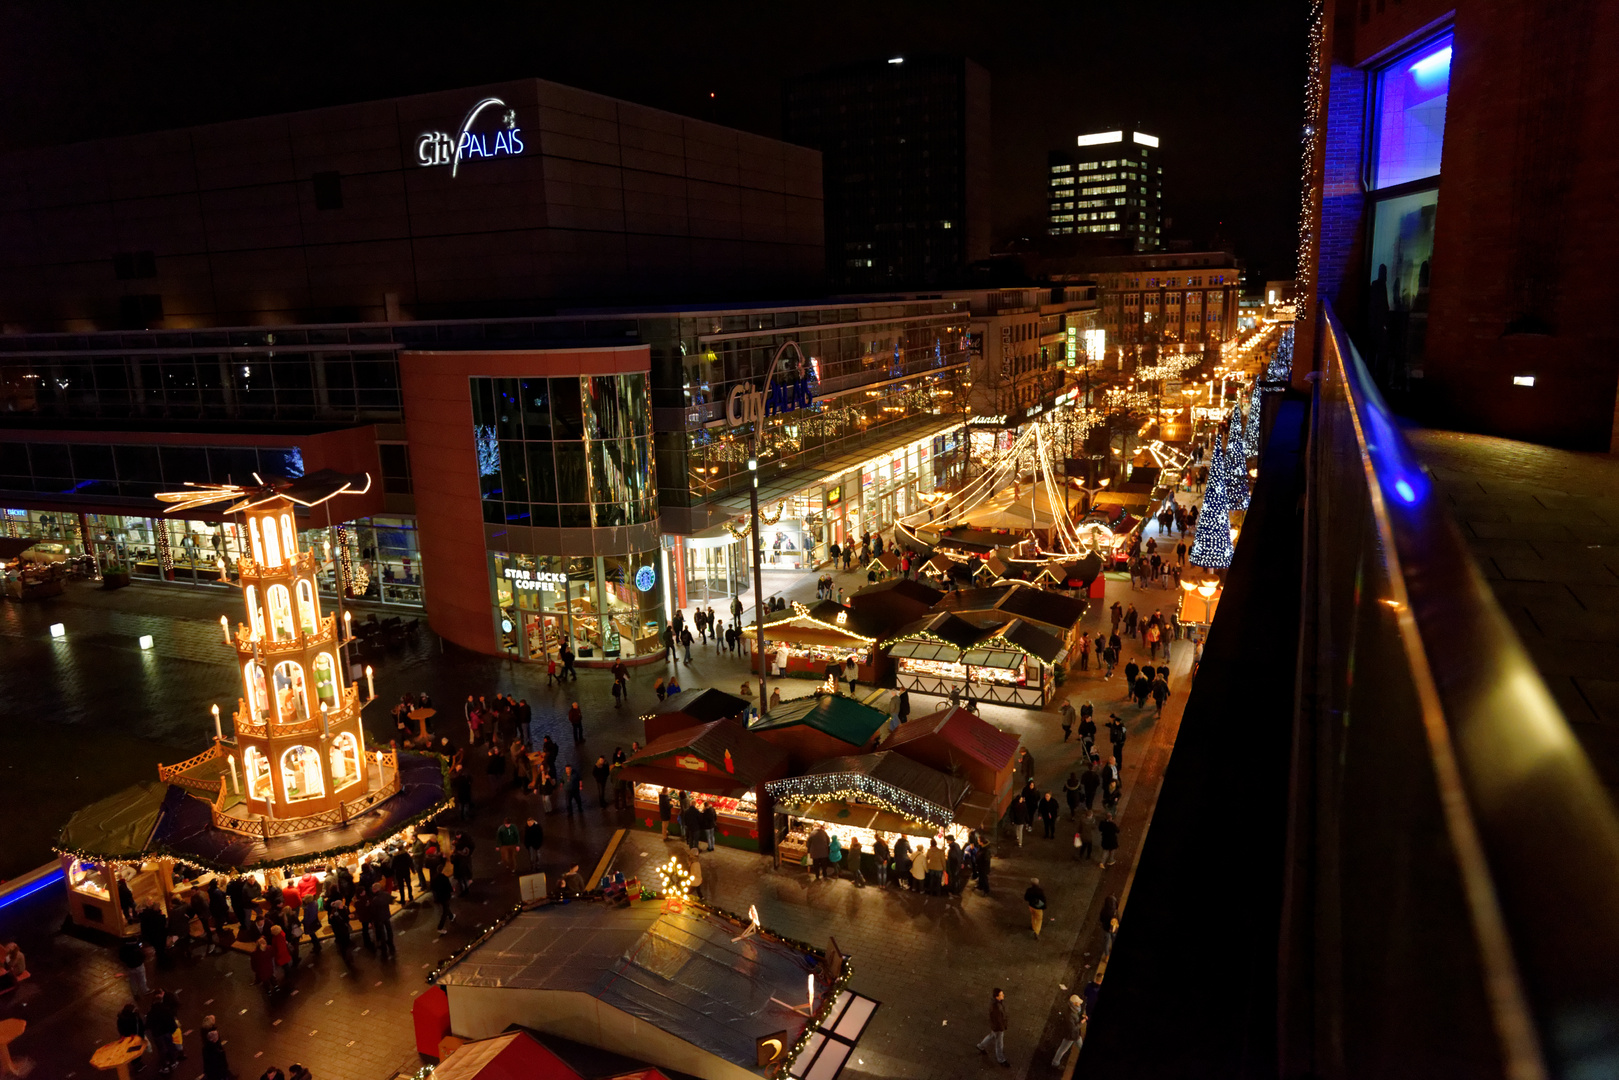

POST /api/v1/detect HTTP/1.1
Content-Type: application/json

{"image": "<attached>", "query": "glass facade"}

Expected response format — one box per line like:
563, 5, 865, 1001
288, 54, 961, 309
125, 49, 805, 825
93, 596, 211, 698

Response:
472, 374, 656, 529
0, 441, 305, 500
1, 507, 423, 607
654, 307, 969, 508
490, 549, 664, 661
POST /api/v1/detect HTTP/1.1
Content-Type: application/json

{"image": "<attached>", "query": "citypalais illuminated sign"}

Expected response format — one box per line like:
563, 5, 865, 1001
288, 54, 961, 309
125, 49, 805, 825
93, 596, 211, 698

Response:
724, 361, 819, 429
417, 97, 525, 177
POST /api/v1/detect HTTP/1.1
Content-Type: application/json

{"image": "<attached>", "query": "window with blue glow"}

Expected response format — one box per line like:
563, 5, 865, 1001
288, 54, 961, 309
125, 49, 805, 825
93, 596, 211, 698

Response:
1372, 33, 1453, 189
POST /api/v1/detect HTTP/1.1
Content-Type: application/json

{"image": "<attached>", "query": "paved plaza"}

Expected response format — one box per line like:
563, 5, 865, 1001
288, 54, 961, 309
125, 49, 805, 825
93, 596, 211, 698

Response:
0, 525, 1198, 1079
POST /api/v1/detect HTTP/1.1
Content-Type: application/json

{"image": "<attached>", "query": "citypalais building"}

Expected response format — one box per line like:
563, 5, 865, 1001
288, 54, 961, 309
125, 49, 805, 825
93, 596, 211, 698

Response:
0, 79, 981, 665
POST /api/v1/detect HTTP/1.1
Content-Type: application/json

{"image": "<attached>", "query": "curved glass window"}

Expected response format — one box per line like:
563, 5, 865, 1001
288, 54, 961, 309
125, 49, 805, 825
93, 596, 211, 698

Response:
473, 374, 656, 529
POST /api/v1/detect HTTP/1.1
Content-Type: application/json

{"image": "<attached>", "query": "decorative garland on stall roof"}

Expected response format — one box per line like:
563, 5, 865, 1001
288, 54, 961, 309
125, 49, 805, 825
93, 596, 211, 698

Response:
767, 602, 878, 645
766, 774, 952, 831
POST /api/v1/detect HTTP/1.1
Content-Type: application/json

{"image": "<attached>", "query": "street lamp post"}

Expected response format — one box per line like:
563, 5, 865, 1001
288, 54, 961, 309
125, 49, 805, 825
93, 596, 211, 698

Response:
744, 339, 811, 708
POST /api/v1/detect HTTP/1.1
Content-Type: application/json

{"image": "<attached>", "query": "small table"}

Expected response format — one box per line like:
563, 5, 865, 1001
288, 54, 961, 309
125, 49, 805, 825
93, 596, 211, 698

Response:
89, 1035, 144, 1080
0, 1018, 25, 1076
408, 707, 437, 742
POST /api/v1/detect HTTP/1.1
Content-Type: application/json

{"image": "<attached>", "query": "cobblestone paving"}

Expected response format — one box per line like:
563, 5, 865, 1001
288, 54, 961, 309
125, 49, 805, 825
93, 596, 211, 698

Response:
1409, 428, 1619, 804
0, 528, 1195, 1079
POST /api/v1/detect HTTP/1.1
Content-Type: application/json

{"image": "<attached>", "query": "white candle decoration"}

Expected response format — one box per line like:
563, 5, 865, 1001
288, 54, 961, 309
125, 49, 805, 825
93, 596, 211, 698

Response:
212, 704, 222, 741
364, 664, 374, 701
220, 615, 231, 644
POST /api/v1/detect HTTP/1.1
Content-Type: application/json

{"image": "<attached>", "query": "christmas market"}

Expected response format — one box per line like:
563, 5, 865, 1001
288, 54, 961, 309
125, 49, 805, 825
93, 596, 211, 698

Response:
747, 693, 889, 769
431, 898, 876, 1080
767, 751, 972, 863
934, 580, 1091, 655
619, 719, 792, 852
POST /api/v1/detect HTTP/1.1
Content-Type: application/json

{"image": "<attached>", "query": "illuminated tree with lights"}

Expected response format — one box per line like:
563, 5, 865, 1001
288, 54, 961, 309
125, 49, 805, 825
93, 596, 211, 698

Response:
1244, 377, 1263, 457
1227, 401, 1245, 458
1224, 414, 1251, 511
1266, 326, 1295, 383
1189, 431, 1235, 569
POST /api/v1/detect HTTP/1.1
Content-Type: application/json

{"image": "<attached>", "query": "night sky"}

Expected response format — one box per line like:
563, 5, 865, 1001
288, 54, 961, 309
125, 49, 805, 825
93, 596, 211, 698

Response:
0, 1, 1307, 284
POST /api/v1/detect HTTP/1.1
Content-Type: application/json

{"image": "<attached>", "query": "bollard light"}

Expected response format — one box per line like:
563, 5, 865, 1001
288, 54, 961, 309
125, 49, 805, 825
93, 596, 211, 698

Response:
49, 623, 65, 638
139, 635, 154, 650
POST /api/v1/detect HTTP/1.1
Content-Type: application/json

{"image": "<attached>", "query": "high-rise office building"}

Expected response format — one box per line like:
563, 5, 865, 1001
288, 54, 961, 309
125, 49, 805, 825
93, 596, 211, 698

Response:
785, 56, 991, 291
1047, 129, 1163, 251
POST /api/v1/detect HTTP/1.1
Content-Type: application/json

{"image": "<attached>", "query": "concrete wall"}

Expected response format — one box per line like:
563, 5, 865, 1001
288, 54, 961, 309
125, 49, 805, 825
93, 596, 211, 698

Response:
0, 79, 823, 332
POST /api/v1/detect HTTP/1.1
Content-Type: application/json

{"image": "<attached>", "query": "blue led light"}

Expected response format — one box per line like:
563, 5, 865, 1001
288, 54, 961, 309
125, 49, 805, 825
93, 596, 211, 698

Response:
0, 868, 64, 911
1409, 45, 1452, 90
1394, 479, 1417, 504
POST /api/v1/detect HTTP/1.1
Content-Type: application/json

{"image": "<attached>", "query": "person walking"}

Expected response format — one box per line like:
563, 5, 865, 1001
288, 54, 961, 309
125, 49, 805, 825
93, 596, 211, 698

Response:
872, 834, 890, 888
973, 836, 993, 894
658, 788, 673, 840
1076, 809, 1095, 861
371, 881, 396, 960
1063, 772, 1081, 819
1024, 878, 1047, 938
496, 818, 520, 873
1099, 893, 1120, 959
1108, 714, 1128, 768
680, 624, 694, 663
1101, 758, 1121, 813
1009, 792, 1029, 847
568, 702, 585, 743
145, 989, 182, 1074
1099, 812, 1120, 868
976, 988, 1010, 1067
452, 834, 475, 897
1059, 698, 1076, 742
1078, 703, 1097, 758
1037, 792, 1060, 839
1151, 673, 1170, 714
431, 868, 455, 935
562, 765, 584, 817
119, 935, 149, 1000
592, 756, 611, 807
1051, 994, 1087, 1067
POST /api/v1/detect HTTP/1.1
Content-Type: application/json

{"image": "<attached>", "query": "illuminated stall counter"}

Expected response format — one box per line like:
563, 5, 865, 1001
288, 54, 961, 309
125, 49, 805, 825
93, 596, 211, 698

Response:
883, 612, 1067, 709
617, 719, 791, 853
767, 752, 970, 867
753, 599, 885, 683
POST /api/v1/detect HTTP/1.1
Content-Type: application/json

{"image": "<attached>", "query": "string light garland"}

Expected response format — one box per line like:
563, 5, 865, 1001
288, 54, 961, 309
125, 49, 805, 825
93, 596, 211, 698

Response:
1297, 0, 1326, 310
336, 525, 356, 596
764, 602, 878, 645
156, 525, 174, 575
765, 775, 953, 831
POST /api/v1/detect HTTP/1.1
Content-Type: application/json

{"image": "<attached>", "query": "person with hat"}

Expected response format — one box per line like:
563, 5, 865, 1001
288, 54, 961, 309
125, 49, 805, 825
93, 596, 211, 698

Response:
1051, 993, 1087, 1067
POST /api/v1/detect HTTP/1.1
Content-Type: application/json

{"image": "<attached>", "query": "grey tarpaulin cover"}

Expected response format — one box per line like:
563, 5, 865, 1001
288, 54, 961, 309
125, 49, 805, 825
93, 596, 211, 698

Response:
438, 901, 826, 1075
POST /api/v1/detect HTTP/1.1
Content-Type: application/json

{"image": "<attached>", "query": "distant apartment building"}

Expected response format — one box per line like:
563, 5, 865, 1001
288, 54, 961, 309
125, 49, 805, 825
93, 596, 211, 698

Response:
958, 287, 1099, 427
1058, 251, 1241, 365
1047, 129, 1163, 251
785, 56, 991, 290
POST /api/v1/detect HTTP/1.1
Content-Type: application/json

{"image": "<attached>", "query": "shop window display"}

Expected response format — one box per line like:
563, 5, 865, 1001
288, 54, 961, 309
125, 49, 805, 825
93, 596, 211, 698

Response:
490, 548, 665, 662
273, 660, 308, 722
244, 746, 272, 800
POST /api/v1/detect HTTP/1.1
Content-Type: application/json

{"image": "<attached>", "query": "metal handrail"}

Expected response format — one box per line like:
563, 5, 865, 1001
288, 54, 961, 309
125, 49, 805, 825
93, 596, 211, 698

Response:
1313, 303, 1619, 1080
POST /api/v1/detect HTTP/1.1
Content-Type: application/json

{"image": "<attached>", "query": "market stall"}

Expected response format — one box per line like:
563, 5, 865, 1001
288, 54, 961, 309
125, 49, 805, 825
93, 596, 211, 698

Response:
881, 705, 1023, 833
618, 719, 791, 852
935, 581, 1089, 656
642, 687, 751, 743
749, 693, 889, 769
882, 613, 1066, 709
1, 536, 69, 600
847, 578, 943, 637
753, 600, 883, 683
767, 751, 971, 866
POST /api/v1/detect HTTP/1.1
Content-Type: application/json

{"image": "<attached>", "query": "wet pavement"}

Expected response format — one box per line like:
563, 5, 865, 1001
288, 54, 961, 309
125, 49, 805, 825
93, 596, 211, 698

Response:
0, 524, 1198, 1079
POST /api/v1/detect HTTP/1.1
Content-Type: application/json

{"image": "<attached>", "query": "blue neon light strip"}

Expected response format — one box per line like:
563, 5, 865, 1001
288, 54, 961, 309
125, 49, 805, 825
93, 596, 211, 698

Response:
0, 867, 64, 911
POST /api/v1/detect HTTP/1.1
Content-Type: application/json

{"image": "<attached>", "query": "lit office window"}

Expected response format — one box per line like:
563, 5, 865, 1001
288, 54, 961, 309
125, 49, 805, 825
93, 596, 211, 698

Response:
1372, 32, 1452, 189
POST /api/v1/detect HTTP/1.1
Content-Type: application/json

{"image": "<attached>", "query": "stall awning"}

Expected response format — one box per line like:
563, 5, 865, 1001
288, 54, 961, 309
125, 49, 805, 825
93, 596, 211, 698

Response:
959, 648, 1024, 670
56, 781, 168, 861
766, 752, 968, 832
643, 688, 751, 742
886, 640, 956, 662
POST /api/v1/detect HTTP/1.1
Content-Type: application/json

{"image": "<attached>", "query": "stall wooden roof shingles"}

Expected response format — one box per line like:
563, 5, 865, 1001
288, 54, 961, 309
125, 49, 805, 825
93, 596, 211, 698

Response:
616, 719, 791, 798
749, 694, 888, 767
935, 582, 1088, 635
643, 688, 750, 743
881, 705, 1021, 802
